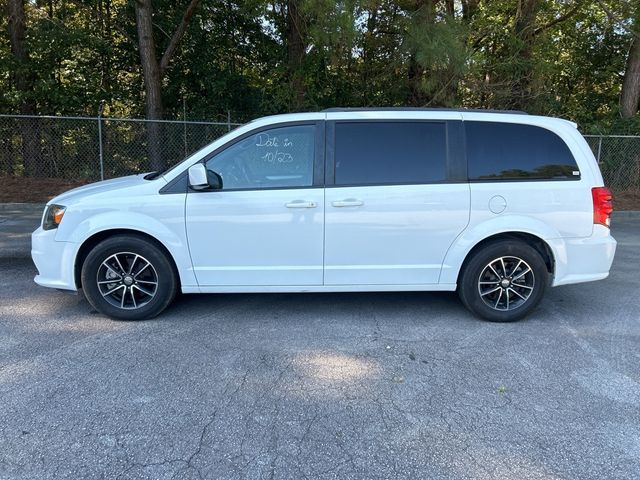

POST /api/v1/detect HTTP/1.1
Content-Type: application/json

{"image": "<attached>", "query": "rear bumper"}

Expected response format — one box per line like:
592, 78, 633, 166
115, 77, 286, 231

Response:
549, 226, 617, 287
31, 227, 78, 291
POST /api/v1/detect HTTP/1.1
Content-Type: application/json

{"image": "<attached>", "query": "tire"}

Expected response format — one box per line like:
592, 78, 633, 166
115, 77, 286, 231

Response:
458, 240, 549, 322
81, 235, 178, 320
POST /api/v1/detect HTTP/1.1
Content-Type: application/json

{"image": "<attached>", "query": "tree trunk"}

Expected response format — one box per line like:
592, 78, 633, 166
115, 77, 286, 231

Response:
7, 0, 43, 177
510, 0, 540, 110
287, 0, 306, 109
362, 7, 377, 105
134, 0, 164, 170
407, 0, 435, 106
621, 34, 640, 118
99, 0, 114, 103
462, 0, 480, 20
134, 0, 201, 170
444, 0, 454, 17
0, 123, 15, 175
408, 54, 426, 106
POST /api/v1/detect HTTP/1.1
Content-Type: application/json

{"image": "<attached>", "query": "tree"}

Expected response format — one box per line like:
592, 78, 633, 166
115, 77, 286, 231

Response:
509, 0, 540, 110
462, 0, 480, 20
620, 8, 640, 118
287, 0, 307, 109
7, 0, 42, 176
405, 0, 468, 107
2, 0, 640, 143
407, 0, 435, 106
134, 0, 201, 169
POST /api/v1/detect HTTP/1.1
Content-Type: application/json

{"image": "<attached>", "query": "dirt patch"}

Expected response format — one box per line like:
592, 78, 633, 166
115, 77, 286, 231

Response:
612, 189, 640, 211
0, 176, 91, 203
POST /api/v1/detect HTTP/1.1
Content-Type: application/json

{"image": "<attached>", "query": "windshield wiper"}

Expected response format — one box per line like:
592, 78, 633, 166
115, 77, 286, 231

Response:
144, 171, 162, 180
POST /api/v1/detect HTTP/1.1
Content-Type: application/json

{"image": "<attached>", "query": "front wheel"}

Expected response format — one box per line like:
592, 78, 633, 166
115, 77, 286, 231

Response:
81, 235, 178, 320
458, 240, 549, 322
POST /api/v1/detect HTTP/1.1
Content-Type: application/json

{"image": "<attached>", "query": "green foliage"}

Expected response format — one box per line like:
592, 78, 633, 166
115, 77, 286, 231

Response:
405, 7, 469, 106
1, 0, 638, 133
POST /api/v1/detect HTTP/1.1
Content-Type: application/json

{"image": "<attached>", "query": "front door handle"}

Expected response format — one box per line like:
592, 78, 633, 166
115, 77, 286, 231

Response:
285, 200, 317, 208
332, 199, 364, 207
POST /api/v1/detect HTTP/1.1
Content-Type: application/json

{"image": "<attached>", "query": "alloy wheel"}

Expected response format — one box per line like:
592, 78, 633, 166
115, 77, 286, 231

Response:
96, 252, 158, 310
477, 256, 535, 311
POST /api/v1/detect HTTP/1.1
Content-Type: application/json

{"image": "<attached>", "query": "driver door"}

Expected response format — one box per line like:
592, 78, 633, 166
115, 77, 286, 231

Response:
185, 121, 325, 287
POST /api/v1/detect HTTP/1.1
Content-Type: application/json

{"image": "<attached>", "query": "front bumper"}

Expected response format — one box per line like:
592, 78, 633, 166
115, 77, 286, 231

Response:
549, 226, 617, 287
31, 227, 79, 291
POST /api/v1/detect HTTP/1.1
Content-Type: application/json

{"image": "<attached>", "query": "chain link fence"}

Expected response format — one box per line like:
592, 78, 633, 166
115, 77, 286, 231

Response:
0, 115, 638, 195
0, 114, 242, 181
584, 135, 640, 192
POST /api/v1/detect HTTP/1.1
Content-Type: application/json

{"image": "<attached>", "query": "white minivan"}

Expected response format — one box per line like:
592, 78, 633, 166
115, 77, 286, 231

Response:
32, 109, 616, 322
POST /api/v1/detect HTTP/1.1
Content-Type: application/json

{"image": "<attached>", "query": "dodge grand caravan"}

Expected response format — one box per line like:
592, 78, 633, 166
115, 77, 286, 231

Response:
32, 108, 616, 322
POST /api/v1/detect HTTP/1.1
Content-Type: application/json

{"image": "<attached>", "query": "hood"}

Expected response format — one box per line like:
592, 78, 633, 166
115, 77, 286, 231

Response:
48, 174, 163, 206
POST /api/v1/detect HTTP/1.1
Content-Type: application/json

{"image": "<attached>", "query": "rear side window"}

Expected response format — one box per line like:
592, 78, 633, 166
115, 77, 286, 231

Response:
334, 122, 447, 185
465, 122, 580, 181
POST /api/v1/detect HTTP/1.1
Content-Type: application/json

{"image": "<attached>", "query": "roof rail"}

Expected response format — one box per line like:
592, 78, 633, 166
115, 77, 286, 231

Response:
321, 107, 528, 115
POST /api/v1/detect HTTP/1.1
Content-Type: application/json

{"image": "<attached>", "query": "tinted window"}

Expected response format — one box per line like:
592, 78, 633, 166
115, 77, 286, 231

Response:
206, 124, 315, 189
466, 122, 580, 180
334, 122, 447, 185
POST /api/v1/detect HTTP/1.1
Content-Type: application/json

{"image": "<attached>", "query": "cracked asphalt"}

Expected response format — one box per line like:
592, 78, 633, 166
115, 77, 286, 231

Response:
0, 215, 639, 479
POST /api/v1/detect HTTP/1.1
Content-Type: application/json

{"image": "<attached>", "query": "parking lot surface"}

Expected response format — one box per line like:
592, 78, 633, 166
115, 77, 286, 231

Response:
0, 216, 639, 480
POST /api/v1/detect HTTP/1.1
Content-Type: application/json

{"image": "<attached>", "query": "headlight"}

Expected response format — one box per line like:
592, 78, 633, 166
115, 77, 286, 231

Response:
43, 204, 66, 230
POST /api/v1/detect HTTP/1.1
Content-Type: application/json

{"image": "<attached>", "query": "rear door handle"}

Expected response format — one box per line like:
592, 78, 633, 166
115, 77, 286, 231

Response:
332, 199, 364, 207
285, 200, 317, 208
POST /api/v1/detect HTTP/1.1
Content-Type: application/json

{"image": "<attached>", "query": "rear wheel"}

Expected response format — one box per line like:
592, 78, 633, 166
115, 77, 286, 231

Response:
458, 240, 549, 322
81, 235, 178, 320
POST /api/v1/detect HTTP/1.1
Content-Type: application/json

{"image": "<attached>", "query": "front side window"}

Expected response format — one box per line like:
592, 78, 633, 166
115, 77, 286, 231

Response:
466, 122, 580, 180
334, 122, 447, 186
206, 124, 315, 190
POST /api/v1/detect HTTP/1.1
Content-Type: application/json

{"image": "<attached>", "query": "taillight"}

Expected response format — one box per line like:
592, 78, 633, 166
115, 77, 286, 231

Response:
592, 187, 613, 228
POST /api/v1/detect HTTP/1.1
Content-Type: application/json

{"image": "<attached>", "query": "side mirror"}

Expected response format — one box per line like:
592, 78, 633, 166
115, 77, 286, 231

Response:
188, 164, 222, 191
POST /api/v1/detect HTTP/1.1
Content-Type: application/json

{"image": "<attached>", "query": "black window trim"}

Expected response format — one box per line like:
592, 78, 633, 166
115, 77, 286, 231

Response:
463, 120, 582, 183
467, 176, 581, 183
325, 119, 466, 188
160, 120, 325, 194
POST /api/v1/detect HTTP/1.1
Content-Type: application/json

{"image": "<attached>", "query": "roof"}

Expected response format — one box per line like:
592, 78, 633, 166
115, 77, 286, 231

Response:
321, 107, 528, 115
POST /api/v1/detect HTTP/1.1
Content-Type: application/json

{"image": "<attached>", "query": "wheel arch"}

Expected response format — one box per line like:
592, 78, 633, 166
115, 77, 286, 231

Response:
455, 232, 555, 286
440, 213, 564, 287
74, 229, 181, 290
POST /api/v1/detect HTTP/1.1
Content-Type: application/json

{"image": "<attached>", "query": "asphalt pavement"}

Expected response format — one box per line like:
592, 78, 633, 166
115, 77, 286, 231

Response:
0, 204, 43, 259
0, 207, 639, 479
